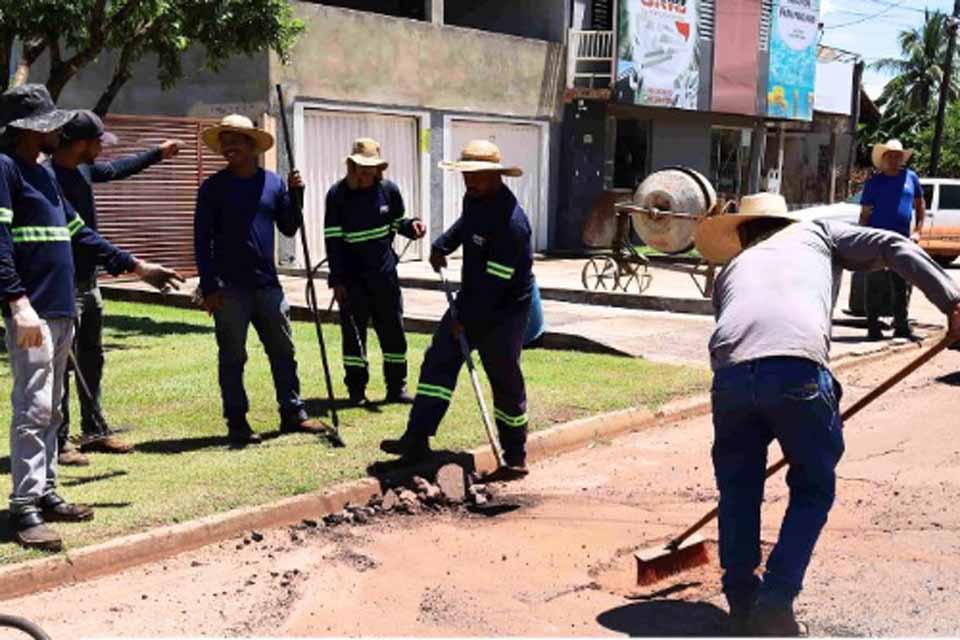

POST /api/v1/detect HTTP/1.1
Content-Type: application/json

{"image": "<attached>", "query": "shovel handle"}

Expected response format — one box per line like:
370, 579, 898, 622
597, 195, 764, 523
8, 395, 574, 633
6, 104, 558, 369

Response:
668, 334, 955, 551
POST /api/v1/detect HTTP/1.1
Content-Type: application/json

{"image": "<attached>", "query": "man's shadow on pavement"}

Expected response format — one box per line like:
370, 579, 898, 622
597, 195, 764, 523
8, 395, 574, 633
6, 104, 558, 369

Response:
596, 600, 729, 637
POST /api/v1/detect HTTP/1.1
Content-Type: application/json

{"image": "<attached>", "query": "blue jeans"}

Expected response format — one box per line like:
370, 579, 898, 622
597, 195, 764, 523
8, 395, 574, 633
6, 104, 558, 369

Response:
213, 286, 305, 424
711, 357, 845, 609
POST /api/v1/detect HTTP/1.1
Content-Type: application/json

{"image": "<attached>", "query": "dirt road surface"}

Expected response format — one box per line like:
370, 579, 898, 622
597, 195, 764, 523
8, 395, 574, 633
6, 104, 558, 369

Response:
7, 346, 960, 638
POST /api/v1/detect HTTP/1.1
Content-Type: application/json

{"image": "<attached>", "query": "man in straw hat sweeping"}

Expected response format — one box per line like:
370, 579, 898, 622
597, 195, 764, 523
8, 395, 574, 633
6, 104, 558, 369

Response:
380, 140, 533, 473
194, 114, 326, 446
694, 192, 960, 635
859, 139, 926, 341
49, 110, 183, 465
0, 85, 184, 550
324, 139, 426, 406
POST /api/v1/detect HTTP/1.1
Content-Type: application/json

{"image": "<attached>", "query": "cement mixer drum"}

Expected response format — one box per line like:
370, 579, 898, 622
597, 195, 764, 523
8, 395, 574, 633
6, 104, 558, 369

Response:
629, 168, 717, 254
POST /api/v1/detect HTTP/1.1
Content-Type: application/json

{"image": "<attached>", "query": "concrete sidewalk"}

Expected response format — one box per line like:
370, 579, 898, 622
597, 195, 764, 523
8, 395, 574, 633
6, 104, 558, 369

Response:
101, 259, 951, 368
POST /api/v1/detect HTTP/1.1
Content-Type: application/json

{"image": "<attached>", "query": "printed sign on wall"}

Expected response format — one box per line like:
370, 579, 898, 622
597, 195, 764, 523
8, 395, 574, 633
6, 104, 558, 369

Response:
615, 0, 701, 110
766, 0, 821, 121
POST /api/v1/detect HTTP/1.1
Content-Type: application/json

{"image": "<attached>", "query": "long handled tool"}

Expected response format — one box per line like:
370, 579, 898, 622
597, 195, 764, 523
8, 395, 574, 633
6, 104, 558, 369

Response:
635, 334, 957, 586
437, 267, 514, 476
276, 84, 344, 448
67, 348, 133, 449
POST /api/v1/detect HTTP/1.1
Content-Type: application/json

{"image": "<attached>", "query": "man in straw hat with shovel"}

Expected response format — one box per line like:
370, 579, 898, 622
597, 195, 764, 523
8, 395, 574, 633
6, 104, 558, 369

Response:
194, 114, 326, 446
0, 85, 184, 550
324, 138, 426, 406
859, 139, 926, 341
694, 192, 960, 634
380, 140, 534, 474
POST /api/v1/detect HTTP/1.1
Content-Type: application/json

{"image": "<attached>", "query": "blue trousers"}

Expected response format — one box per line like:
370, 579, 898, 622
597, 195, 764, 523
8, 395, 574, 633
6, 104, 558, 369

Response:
711, 356, 845, 608
212, 286, 305, 423
406, 306, 530, 466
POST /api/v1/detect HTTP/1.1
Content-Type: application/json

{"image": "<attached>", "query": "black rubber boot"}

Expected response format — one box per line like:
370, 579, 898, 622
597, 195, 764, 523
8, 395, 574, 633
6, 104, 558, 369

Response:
385, 388, 415, 405
227, 418, 262, 446
379, 431, 431, 464
748, 602, 806, 637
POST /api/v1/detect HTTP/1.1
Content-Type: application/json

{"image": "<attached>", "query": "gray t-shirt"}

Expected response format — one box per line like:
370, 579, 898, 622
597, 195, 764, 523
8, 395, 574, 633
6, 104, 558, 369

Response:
710, 220, 960, 371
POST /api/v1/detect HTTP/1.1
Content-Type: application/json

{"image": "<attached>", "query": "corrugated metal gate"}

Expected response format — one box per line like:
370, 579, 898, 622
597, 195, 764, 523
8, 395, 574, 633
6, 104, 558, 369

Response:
94, 115, 226, 279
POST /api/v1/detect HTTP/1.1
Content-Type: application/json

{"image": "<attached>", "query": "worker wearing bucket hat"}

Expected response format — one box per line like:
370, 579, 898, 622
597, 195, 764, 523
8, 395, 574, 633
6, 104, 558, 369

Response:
696, 193, 960, 635
0, 85, 184, 551
324, 138, 426, 406
194, 114, 327, 445
380, 140, 534, 474
859, 139, 925, 341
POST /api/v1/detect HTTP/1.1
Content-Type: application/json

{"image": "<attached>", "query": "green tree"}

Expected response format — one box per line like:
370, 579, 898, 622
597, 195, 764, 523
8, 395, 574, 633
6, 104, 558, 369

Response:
1, 1, 304, 114
871, 10, 959, 117
914, 101, 960, 178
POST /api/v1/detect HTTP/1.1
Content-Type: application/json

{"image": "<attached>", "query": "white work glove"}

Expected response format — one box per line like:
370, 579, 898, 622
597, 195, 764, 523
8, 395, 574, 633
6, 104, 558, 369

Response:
9, 297, 43, 349
133, 259, 186, 293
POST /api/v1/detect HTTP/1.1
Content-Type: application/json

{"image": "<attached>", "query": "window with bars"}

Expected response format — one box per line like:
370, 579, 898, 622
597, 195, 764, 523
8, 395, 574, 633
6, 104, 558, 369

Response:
699, 0, 716, 42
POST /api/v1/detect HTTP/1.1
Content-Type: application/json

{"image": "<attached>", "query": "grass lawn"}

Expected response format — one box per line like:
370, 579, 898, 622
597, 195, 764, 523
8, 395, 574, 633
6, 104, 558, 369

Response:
0, 300, 709, 564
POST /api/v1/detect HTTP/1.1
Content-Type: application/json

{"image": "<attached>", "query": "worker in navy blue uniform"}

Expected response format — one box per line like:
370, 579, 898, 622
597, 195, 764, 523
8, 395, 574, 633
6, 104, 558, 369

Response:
0, 85, 183, 551
195, 114, 327, 446
381, 140, 534, 474
325, 138, 426, 405
49, 111, 183, 464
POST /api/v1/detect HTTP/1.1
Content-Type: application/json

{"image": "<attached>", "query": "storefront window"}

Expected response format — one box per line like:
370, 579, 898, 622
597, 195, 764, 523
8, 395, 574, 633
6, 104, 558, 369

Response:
711, 127, 750, 202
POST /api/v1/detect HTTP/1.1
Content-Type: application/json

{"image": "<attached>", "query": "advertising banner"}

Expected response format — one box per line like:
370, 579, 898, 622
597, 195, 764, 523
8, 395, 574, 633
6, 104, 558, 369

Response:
615, 0, 701, 110
766, 0, 821, 121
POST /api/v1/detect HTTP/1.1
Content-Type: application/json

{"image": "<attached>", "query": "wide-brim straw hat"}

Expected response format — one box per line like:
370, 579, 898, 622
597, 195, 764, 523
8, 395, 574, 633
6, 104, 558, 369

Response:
201, 114, 274, 155
694, 192, 799, 264
439, 139, 523, 177
872, 139, 913, 169
346, 137, 389, 169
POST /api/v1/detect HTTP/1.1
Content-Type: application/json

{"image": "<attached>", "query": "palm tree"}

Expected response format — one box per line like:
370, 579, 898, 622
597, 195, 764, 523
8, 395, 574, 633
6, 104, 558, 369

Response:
871, 10, 959, 116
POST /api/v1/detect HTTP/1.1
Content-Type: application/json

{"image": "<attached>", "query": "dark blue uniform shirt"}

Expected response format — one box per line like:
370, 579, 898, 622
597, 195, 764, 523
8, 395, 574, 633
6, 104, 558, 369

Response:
433, 185, 534, 332
0, 152, 135, 319
324, 179, 416, 287
194, 168, 301, 296
48, 147, 161, 287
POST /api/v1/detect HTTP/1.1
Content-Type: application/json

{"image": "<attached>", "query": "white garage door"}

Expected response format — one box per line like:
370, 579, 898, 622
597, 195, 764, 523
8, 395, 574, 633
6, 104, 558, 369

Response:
444, 120, 546, 251
297, 108, 423, 268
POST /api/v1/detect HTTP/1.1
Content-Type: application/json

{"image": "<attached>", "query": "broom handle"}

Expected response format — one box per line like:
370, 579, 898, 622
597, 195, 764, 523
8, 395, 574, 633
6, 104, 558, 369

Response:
668, 334, 954, 551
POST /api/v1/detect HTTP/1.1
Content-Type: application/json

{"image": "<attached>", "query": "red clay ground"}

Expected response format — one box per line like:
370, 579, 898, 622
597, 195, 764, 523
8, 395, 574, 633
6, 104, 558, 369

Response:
6, 346, 960, 638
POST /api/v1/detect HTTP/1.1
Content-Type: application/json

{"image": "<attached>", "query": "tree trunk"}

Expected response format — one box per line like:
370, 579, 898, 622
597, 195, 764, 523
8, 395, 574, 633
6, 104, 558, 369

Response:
12, 40, 46, 88
0, 32, 13, 92
93, 62, 133, 117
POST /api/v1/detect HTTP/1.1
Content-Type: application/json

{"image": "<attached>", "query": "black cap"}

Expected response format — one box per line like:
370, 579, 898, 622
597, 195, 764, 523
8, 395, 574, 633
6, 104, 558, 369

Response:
0, 84, 74, 134
61, 110, 118, 145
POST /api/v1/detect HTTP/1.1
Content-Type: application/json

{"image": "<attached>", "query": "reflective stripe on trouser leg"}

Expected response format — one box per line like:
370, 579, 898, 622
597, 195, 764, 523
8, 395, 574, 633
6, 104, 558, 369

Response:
405, 312, 465, 439
340, 285, 370, 393
478, 306, 530, 466
367, 272, 408, 393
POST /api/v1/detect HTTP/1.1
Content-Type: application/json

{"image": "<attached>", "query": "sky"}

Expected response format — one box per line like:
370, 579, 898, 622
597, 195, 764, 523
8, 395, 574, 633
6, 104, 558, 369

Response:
819, 0, 956, 99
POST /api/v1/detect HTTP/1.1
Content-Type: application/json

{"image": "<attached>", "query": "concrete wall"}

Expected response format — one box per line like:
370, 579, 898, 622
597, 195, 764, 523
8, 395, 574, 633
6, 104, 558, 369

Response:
443, 0, 569, 43
273, 3, 565, 120
43, 48, 269, 118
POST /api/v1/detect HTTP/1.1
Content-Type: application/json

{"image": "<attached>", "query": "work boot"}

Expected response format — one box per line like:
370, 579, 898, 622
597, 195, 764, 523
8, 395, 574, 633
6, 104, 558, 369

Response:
380, 432, 431, 464
80, 434, 134, 454
58, 441, 90, 467
227, 418, 262, 447
866, 320, 885, 341
280, 412, 328, 435
385, 388, 415, 405
724, 594, 757, 637
11, 512, 63, 552
748, 602, 806, 637
349, 389, 370, 407
893, 324, 919, 341
39, 492, 94, 523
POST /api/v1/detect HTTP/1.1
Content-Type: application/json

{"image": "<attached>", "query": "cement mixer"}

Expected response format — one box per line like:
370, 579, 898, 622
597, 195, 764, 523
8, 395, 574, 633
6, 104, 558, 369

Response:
580, 167, 721, 297
618, 167, 718, 254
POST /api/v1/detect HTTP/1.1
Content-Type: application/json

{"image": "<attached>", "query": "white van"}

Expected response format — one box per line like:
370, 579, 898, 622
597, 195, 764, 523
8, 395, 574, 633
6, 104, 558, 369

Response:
795, 178, 960, 266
